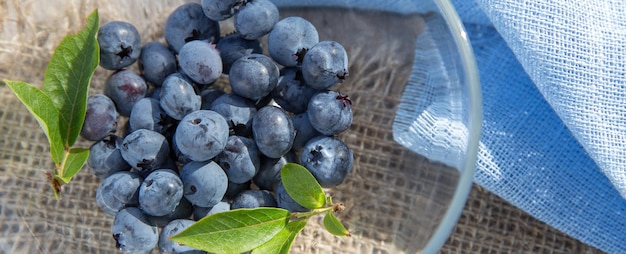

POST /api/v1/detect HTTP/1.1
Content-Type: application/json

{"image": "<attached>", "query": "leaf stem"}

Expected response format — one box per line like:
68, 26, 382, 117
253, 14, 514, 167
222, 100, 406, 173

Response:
291, 202, 345, 219
56, 148, 71, 176
292, 207, 333, 219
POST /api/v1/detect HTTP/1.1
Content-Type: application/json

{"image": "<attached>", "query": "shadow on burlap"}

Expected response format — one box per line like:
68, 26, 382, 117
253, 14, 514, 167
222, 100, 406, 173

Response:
0, 1, 602, 253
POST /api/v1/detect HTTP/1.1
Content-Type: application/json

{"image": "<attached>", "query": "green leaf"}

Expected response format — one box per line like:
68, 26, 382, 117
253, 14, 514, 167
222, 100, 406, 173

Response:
42, 9, 99, 148
58, 148, 90, 184
251, 220, 307, 254
281, 163, 326, 209
4, 80, 64, 164
323, 212, 351, 237
170, 207, 290, 254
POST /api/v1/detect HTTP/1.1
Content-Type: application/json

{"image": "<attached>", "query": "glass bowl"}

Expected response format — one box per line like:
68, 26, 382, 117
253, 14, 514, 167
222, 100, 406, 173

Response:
0, 0, 480, 253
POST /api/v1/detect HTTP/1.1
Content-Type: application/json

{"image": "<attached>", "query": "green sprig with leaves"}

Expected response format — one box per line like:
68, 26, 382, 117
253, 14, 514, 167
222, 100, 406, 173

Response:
4, 10, 100, 199
170, 163, 350, 254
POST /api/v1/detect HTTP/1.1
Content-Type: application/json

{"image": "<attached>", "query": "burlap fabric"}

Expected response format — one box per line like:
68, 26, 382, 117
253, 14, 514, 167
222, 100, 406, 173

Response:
0, 1, 602, 253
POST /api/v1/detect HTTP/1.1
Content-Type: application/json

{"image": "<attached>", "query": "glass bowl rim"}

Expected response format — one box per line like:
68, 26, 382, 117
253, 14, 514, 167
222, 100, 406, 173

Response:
420, 0, 482, 253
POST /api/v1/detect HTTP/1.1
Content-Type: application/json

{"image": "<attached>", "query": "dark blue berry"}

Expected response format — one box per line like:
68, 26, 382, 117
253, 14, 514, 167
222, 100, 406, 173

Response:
174, 110, 229, 162
87, 134, 130, 179
81, 94, 118, 141
98, 21, 141, 70
165, 3, 220, 53
230, 190, 277, 209
112, 207, 158, 253
300, 136, 353, 188
138, 41, 177, 86
96, 171, 142, 216
307, 90, 353, 135
252, 106, 295, 158
180, 161, 228, 208
104, 70, 148, 116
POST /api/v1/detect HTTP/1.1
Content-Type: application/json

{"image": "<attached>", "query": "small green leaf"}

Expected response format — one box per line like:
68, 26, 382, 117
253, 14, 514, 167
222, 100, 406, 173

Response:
42, 9, 99, 148
251, 220, 307, 254
171, 207, 290, 254
281, 163, 326, 209
58, 148, 90, 184
4, 80, 64, 164
323, 212, 351, 237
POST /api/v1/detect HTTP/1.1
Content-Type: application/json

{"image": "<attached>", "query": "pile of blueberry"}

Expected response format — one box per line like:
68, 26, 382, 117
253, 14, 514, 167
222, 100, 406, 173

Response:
84, 1, 354, 253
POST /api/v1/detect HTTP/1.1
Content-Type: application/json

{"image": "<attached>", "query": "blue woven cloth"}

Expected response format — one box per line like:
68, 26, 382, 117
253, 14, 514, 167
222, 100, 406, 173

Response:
452, 0, 626, 253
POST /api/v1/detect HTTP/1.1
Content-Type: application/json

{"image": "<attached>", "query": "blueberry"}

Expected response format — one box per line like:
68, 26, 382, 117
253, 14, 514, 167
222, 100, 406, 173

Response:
138, 41, 177, 86
268, 17, 319, 67
138, 169, 184, 217
253, 152, 296, 191
307, 90, 353, 135
193, 201, 231, 220
112, 207, 158, 253
174, 110, 229, 162
104, 70, 148, 116
120, 129, 170, 172
160, 73, 201, 120
252, 106, 295, 158
180, 161, 228, 208
216, 136, 260, 184
209, 93, 257, 136
292, 113, 323, 152
276, 181, 310, 213
230, 190, 277, 209
87, 135, 131, 179
165, 3, 220, 53
301, 41, 349, 89
301, 136, 353, 188
159, 219, 205, 254
272, 67, 320, 114
229, 54, 279, 101
96, 171, 142, 216
80, 94, 118, 141
98, 21, 141, 70
201, 0, 247, 21
200, 87, 226, 110
149, 197, 194, 228
216, 33, 263, 74
224, 180, 252, 201
128, 97, 173, 134
178, 40, 223, 85
234, 0, 279, 40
